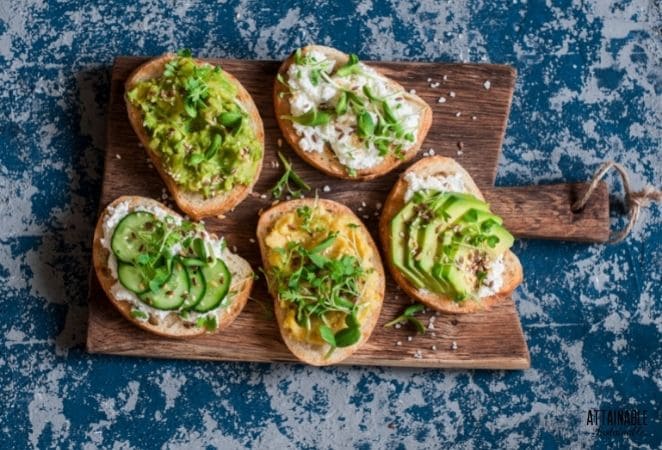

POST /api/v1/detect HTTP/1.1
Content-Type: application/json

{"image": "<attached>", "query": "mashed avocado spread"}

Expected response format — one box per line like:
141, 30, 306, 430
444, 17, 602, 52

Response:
127, 53, 262, 198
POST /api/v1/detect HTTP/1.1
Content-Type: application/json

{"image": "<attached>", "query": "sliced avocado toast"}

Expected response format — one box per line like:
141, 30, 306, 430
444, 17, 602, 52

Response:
92, 196, 253, 338
379, 156, 523, 314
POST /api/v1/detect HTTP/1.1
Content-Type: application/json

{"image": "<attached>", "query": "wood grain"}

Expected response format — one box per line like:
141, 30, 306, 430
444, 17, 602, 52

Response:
87, 56, 544, 369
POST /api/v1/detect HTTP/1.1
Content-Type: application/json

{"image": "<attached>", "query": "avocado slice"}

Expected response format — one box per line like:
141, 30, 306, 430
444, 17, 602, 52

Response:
410, 193, 452, 293
415, 195, 489, 291
390, 198, 427, 288
432, 251, 474, 301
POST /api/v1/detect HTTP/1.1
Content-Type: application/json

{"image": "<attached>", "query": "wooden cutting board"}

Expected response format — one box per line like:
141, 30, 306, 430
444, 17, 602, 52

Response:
85, 57, 609, 369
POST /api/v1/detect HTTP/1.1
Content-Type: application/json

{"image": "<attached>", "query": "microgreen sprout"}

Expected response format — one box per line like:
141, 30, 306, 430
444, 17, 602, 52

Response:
384, 303, 426, 334
270, 152, 311, 199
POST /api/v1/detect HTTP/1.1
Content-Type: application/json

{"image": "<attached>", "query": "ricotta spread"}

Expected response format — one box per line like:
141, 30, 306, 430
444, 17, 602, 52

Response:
286, 50, 423, 171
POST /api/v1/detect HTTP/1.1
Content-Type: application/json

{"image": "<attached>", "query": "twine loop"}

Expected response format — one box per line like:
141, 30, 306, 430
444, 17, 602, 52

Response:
571, 161, 661, 243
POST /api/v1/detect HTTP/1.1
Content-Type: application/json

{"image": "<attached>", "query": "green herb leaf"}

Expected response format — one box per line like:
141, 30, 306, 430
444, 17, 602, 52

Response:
407, 316, 426, 334
219, 112, 243, 129
130, 308, 148, 320
195, 314, 218, 331
192, 237, 207, 260
270, 152, 311, 199
336, 53, 361, 77
382, 101, 398, 124
177, 48, 192, 57
357, 111, 375, 137
289, 109, 331, 126
334, 325, 361, 347
181, 257, 205, 267
320, 324, 336, 347
363, 85, 380, 101
384, 303, 426, 332
136, 253, 151, 265
188, 153, 205, 166
205, 133, 223, 160
335, 91, 348, 116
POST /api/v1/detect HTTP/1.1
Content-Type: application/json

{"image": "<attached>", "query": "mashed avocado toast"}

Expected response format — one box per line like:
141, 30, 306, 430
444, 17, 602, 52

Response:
379, 156, 523, 313
125, 51, 264, 219
92, 196, 253, 337
274, 45, 432, 180
257, 198, 385, 365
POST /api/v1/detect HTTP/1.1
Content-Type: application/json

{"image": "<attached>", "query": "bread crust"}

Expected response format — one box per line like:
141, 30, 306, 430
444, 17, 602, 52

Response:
273, 45, 432, 181
92, 195, 253, 338
378, 156, 523, 314
256, 198, 385, 365
125, 54, 265, 219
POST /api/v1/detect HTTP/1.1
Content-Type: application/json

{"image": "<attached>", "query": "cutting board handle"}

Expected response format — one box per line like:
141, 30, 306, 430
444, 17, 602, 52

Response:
484, 182, 611, 243
488, 161, 662, 244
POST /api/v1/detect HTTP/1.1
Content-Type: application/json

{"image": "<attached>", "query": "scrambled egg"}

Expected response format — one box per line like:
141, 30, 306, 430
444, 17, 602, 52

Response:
265, 204, 381, 345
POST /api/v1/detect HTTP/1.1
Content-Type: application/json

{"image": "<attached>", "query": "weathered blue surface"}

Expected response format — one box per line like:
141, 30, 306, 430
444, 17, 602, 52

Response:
1, 1, 660, 448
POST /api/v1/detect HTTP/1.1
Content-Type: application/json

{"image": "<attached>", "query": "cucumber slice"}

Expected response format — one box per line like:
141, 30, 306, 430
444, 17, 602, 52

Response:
193, 259, 231, 313
117, 262, 149, 294
183, 265, 206, 309
111, 212, 159, 263
140, 261, 189, 310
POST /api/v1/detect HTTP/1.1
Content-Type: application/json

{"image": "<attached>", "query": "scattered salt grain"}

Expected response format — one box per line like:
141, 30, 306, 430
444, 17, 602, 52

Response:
427, 78, 432, 83
430, 82, 440, 88
443, 75, 448, 81
396, 341, 402, 346
249, 238, 256, 243
277, 138, 283, 148
472, 116, 477, 121
449, 91, 456, 98
409, 89, 416, 94
407, 336, 413, 342
376, 202, 382, 209
451, 341, 458, 351
323, 185, 331, 193
483, 80, 491, 90
455, 111, 462, 117
394, 323, 401, 329
432, 345, 437, 351
115, 154, 121, 159
260, 194, 267, 199
437, 97, 446, 104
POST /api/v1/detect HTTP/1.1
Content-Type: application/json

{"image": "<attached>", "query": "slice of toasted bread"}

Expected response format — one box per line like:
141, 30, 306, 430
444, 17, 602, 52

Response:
273, 45, 432, 181
125, 54, 264, 220
379, 156, 523, 314
92, 195, 253, 338
256, 199, 385, 365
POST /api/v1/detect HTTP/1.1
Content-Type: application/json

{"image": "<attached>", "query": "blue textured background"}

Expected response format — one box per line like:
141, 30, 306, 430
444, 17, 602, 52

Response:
1, 1, 660, 448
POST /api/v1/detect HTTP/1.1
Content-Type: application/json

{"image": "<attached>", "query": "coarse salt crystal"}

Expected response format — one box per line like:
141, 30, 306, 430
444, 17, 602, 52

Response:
396, 341, 402, 346
323, 185, 331, 193
483, 80, 491, 90
449, 91, 456, 97
249, 238, 255, 243
437, 97, 446, 103
395, 323, 401, 329
409, 89, 416, 94
115, 154, 122, 159
455, 112, 462, 117
451, 341, 458, 350
407, 336, 413, 342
